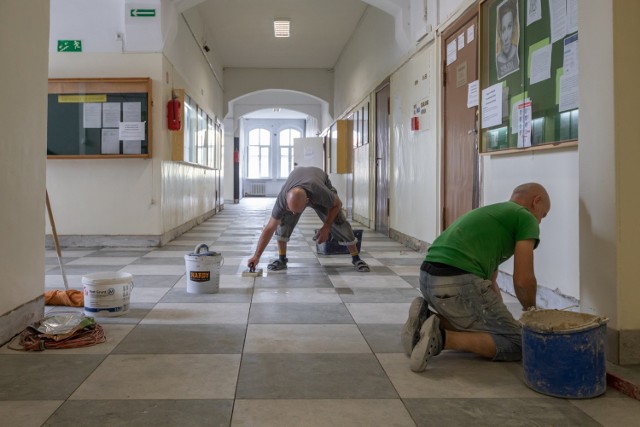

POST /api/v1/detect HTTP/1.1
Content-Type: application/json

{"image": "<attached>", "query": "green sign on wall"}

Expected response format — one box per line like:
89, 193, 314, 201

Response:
57, 40, 82, 52
130, 9, 156, 17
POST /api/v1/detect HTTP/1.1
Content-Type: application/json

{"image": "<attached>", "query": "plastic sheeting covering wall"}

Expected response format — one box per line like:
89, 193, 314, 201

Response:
353, 144, 371, 226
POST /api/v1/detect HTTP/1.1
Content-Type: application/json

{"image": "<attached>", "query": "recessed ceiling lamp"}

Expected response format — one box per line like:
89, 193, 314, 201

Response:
274, 19, 290, 38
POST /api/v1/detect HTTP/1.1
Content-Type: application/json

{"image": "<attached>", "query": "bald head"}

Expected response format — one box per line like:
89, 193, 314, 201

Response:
510, 183, 550, 224
286, 187, 308, 214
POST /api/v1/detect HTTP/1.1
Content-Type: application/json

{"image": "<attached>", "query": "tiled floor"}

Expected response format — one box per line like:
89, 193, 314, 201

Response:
2, 197, 640, 426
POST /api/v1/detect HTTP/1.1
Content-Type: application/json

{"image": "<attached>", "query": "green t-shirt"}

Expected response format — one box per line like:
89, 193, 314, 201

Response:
425, 201, 540, 279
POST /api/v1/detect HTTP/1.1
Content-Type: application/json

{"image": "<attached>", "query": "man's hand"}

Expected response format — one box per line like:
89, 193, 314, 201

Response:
314, 227, 331, 244
247, 255, 260, 270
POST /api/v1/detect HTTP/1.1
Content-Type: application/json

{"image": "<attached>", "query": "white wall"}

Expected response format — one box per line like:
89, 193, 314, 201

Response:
483, 148, 580, 300
0, 0, 49, 342
333, 7, 408, 119
48, 0, 224, 242
223, 68, 334, 123
389, 45, 439, 244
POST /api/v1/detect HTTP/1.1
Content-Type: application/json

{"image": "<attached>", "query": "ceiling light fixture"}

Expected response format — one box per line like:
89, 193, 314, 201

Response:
274, 19, 290, 38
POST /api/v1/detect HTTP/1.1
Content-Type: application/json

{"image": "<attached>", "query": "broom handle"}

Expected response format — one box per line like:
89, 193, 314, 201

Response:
45, 190, 69, 290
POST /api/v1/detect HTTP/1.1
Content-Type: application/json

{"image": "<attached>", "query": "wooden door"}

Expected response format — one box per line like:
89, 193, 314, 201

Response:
375, 81, 391, 235
442, 8, 480, 229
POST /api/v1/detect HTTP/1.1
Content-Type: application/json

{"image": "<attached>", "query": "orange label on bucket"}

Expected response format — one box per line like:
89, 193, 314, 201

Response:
190, 271, 210, 282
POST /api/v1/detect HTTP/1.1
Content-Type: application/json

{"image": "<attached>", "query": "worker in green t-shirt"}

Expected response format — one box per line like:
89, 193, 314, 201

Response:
402, 183, 551, 372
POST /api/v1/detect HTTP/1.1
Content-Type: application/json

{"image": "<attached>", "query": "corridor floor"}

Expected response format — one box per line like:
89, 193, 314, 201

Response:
2, 197, 640, 426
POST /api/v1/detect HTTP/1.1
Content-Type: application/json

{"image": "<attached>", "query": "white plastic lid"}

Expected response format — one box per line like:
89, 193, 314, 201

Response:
82, 271, 133, 285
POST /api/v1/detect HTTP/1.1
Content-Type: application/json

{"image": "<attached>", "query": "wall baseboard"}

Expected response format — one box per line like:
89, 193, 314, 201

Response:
0, 296, 44, 347
45, 208, 221, 249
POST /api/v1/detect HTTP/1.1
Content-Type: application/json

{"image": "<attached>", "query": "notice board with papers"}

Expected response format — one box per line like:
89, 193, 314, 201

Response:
479, 0, 578, 153
47, 78, 152, 158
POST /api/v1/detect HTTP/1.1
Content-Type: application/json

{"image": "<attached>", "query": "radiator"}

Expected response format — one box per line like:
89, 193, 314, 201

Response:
247, 182, 266, 196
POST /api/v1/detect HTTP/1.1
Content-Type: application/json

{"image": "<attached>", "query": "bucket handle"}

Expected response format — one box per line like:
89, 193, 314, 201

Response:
194, 243, 210, 254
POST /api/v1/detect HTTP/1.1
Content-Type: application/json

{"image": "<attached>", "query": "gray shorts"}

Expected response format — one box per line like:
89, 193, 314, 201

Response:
275, 207, 357, 245
419, 270, 522, 361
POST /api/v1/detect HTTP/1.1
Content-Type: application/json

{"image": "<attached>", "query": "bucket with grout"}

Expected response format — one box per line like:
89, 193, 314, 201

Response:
82, 271, 133, 317
520, 309, 609, 399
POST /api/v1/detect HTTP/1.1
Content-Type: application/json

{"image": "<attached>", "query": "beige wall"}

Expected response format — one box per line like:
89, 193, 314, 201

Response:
0, 0, 49, 342
613, 1, 640, 331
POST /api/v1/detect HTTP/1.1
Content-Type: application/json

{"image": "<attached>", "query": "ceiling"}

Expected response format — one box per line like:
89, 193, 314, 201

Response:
184, 0, 369, 70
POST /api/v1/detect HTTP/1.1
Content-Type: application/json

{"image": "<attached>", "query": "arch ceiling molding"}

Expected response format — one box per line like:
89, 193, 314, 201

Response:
230, 89, 328, 125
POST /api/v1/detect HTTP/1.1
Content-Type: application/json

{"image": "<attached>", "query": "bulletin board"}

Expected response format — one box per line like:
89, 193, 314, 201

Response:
479, 0, 578, 152
47, 78, 152, 158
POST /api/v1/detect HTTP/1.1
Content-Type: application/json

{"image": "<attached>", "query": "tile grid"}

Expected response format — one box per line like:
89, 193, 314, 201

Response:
0, 198, 638, 426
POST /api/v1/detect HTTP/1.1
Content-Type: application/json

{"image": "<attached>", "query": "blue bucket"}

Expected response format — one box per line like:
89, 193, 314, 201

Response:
520, 309, 609, 399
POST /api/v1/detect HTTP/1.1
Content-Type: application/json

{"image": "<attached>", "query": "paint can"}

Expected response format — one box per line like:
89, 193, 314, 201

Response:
82, 271, 133, 317
520, 309, 609, 398
184, 243, 224, 294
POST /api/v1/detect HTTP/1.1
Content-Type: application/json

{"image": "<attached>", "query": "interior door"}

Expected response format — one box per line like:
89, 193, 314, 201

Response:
442, 8, 480, 229
375, 81, 391, 235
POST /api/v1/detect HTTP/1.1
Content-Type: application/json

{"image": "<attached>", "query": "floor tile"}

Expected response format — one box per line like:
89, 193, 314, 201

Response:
140, 303, 250, 324
0, 355, 105, 400
345, 302, 411, 324
252, 288, 342, 303
231, 399, 416, 427
405, 397, 602, 427
378, 352, 541, 398
44, 399, 233, 427
0, 401, 62, 427
113, 324, 246, 354
70, 354, 240, 399
244, 324, 371, 353
248, 303, 354, 324
236, 353, 398, 399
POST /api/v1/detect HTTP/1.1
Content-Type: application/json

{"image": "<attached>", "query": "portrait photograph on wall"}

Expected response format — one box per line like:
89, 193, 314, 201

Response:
495, 0, 520, 80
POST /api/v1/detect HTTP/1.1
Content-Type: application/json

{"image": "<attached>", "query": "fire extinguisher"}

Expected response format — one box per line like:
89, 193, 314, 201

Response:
167, 94, 181, 131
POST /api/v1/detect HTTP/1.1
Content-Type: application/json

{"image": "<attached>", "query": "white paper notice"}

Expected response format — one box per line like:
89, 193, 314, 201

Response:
101, 128, 120, 154
567, 0, 578, 34
102, 102, 121, 128
549, 0, 567, 44
516, 99, 532, 148
457, 33, 465, 51
527, 0, 542, 25
119, 122, 146, 141
83, 103, 102, 128
466, 25, 475, 43
529, 44, 552, 85
467, 80, 479, 108
563, 34, 579, 76
123, 102, 141, 122
559, 73, 579, 112
446, 40, 457, 66
123, 140, 142, 154
481, 83, 503, 129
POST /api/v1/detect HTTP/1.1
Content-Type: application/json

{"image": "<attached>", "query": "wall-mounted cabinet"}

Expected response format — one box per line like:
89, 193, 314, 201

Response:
331, 119, 352, 174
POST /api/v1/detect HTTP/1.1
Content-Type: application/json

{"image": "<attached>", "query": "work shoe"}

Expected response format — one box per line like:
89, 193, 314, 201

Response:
267, 258, 288, 271
401, 297, 431, 356
410, 314, 443, 372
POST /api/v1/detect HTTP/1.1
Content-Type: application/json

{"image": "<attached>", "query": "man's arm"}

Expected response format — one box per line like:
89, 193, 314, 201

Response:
314, 195, 342, 244
512, 239, 537, 310
248, 216, 280, 267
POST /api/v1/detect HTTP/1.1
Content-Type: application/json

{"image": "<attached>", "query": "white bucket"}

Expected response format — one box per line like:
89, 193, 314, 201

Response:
82, 271, 133, 317
184, 243, 224, 294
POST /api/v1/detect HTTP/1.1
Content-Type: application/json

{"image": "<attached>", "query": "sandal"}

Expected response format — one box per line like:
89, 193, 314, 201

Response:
353, 259, 370, 273
267, 258, 288, 271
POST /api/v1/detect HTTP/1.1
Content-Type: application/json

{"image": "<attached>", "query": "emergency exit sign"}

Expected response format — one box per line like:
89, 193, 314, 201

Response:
130, 8, 156, 17
57, 40, 82, 52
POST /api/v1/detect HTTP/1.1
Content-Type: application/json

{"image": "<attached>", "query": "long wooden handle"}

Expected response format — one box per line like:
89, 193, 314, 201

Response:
45, 190, 69, 290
